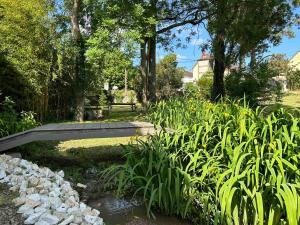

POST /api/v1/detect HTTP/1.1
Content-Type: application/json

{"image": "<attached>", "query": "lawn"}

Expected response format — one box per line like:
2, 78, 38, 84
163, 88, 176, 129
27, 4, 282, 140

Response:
282, 90, 300, 108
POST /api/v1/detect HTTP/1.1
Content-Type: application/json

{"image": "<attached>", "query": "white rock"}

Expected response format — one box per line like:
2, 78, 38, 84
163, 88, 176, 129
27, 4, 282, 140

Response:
28, 194, 41, 202
34, 205, 48, 214
13, 197, 26, 206
91, 209, 100, 217
20, 180, 28, 192
49, 197, 62, 209
0, 156, 104, 225
57, 170, 64, 178
56, 203, 68, 213
72, 216, 82, 224
58, 215, 74, 225
84, 215, 98, 224
25, 199, 41, 208
9, 186, 18, 192
79, 203, 87, 211
24, 212, 43, 224
76, 183, 87, 189
67, 206, 80, 214
35, 220, 50, 225
17, 204, 33, 214
39, 214, 60, 225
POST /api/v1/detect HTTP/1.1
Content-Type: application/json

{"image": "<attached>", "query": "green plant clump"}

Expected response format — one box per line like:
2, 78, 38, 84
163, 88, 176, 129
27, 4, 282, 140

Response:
0, 96, 38, 138
104, 98, 300, 225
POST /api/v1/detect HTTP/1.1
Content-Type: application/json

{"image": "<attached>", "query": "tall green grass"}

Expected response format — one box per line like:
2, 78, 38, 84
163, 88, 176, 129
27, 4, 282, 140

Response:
103, 98, 300, 224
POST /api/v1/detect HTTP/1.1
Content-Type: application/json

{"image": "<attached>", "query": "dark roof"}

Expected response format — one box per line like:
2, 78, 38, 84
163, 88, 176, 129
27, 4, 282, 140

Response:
184, 71, 193, 78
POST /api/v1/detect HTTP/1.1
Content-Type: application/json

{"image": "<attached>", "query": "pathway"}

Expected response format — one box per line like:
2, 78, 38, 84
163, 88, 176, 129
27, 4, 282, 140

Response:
0, 122, 155, 152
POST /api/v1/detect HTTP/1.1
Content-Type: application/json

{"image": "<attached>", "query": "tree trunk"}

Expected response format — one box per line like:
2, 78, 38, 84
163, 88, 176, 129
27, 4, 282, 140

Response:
147, 35, 156, 103
71, 0, 85, 122
140, 41, 148, 110
250, 48, 256, 70
212, 34, 226, 101
239, 53, 245, 71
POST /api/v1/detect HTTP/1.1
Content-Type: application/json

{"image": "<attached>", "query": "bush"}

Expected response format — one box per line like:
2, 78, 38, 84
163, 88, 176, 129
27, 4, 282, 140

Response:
196, 71, 213, 99
0, 97, 38, 137
104, 98, 300, 224
225, 63, 283, 106
111, 90, 137, 103
287, 69, 300, 90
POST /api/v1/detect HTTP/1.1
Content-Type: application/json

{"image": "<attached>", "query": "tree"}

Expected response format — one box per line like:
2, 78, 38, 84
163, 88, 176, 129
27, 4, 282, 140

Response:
85, 20, 139, 91
0, 0, 53, 119
203, 0, 294, 100
100, 0, 206, 107
156, 54, 184, 100
71, 0, 86, 121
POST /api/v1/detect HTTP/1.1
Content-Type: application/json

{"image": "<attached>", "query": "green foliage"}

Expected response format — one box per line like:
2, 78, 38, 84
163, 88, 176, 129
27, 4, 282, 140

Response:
111, 90, 137, 103
196, 71, 213, 99
86, 23, 139, 90
156, 54, 184, 100
104, 97, 300, 224
287, 70, 300, 90
0, 97, 38, 138
225, 63, 283, 106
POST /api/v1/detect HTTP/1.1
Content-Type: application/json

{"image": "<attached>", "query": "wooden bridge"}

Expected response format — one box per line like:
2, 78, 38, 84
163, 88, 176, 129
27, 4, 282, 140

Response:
0, 121, 155, 152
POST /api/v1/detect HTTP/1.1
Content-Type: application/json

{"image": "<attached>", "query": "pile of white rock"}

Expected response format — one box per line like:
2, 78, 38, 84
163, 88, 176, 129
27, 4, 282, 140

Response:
0, 154, 103, 225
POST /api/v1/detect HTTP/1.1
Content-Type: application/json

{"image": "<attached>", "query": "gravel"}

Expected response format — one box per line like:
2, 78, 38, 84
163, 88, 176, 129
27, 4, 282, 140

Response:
0, 154, 104, 225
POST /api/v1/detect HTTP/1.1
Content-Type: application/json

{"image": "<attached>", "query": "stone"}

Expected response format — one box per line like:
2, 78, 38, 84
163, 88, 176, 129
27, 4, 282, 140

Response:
57, 170, 64, 178
58, 215, 74, 225
0, 155, 104, 225
84, 215, 98, 224
24, 212, 43, 224
91, 209, 100, 217
39, 214, 60, 225
28, 193, 41, 202
25, 199, 41, 208
79, 203, 87, 211
20, 180, 28, 192
35, 221, 50, 225
13, 197, 26, 206
9, 186, 18, 192
56, 203, 68, 213
72, 216, 82, 224
76, 183, 87, 189
34, 205, 48, 214
17, 204, 33, 214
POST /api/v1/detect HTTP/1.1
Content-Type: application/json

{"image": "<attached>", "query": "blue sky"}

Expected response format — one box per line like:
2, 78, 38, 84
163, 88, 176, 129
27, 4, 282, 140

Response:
157, 10, 300, 72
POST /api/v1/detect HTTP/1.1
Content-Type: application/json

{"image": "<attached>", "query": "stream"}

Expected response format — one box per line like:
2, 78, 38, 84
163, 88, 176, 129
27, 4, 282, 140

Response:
88, 192, 191, 225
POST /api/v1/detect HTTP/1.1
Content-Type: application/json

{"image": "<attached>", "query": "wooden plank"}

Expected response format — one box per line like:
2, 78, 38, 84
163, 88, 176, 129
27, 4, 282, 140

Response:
0, 121, 156, 152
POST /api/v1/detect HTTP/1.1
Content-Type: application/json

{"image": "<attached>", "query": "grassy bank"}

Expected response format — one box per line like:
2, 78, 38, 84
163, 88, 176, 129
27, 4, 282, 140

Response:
105, 98, 300, 225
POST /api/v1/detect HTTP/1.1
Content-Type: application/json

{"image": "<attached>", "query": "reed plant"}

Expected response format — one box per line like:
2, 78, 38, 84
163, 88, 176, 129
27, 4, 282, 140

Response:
103, 98, 300, 224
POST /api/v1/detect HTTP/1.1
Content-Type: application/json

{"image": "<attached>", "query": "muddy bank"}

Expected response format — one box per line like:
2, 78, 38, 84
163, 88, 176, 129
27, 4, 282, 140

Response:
0, 184, 24, 225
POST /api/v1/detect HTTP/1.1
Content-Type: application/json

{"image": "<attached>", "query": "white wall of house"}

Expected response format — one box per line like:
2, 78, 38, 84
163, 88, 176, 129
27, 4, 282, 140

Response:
192, 59, 212, 81
289, 51, 300, 71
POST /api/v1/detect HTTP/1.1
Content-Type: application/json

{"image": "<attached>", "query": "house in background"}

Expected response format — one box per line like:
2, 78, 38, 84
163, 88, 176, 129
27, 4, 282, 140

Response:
289, 51, 300, 70
192, 51, 213, 82
192, 51, 238, 82
182, 71, 194, 84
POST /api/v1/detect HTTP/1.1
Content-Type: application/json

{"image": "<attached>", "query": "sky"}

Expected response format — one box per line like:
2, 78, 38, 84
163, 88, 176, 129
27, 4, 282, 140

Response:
157, 9, 300, 72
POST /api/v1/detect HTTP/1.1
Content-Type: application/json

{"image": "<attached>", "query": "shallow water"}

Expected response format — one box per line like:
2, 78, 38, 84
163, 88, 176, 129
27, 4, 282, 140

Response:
88, 193, 191, 225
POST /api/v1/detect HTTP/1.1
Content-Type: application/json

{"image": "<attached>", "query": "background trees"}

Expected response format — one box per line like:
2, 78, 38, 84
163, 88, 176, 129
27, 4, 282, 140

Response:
156, 54, 184, 100
0, 0, 299, 122
204, 0, 294, 100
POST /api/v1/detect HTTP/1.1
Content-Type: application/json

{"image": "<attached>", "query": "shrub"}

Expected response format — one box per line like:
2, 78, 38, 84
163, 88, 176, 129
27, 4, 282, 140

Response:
225, 63, 283, 106
111, 90, 137, 103
196, 70, 213, 99
0, 97, 38, 137
287, 69, 300, 90
104, 98, 300, 225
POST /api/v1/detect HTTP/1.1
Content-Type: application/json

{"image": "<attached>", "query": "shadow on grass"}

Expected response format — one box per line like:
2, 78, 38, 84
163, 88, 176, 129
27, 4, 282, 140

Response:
18, 140, 129, 183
